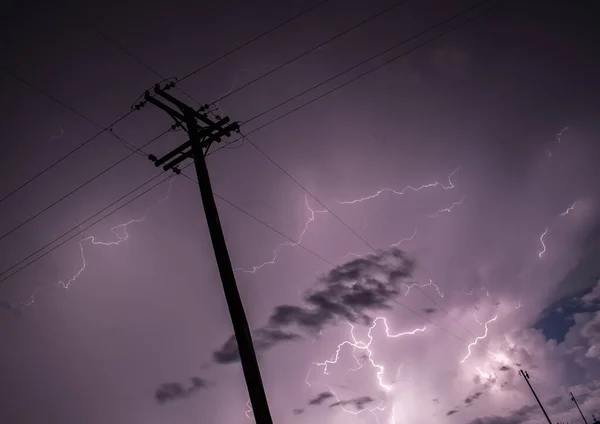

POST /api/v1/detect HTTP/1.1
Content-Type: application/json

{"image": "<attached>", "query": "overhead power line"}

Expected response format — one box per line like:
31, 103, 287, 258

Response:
177, 0, 331, 83
0, 0, 329, 210
243, 0, 494, 126
208, 0, 498, 156
0, 167, 177, 284
0, 0, 496, 279
208, 0, 412, 106
0, 67, 136, 205
0, 129, 171, 245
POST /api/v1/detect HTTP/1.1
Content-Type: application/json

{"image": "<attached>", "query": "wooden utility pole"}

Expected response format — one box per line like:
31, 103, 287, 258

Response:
519, 369, 552, 424
139, 82, 273, 424
571, 391, 589, 424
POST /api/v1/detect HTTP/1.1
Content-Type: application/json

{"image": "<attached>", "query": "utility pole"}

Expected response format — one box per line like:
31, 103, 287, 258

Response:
138, 82, 274, 424
519, 369, 553, 424
571, 391, 589, 424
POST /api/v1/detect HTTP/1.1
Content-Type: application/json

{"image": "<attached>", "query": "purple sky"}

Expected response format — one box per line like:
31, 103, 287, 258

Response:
1, 0, 600, 423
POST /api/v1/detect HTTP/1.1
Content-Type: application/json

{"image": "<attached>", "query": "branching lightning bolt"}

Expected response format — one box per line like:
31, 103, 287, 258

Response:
460, 314, 498, 364
11, 179, 175, 307
235, 193, 327, 273
328, 387, 388, 422
340, 228, 417, 261
538, 228, 548, 258
560, 202, 576, 216
428, 196, 466, 218
313, 318, 426, 392
403, 278, 444, 298
335, 167, 461, 205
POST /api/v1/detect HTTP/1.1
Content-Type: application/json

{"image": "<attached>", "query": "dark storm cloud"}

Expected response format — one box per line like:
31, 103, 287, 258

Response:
464, 391, 483, 405
214, 248, 414, 363
465, 404, 538, 424
213, 328, 302, 363
154, 377, 209, 403
546, 395, 562, 407
308, 392, 334, 405
329, 395, 374, 410
447, 409, 459, 416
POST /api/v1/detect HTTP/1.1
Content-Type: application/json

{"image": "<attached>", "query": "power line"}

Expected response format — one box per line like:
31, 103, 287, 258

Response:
0, 166, 178, 285
208, 0, 412, 106
177, 0, 331, 83
0, 0, 330, 209
0, 67, 136, 205
0, 129, 171, 245
244, 0, 494, 126
209, 0, 498, 155
1, 0, 497, 296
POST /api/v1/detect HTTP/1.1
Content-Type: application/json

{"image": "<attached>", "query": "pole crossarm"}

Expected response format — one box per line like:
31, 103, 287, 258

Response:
144, 82, 240, 173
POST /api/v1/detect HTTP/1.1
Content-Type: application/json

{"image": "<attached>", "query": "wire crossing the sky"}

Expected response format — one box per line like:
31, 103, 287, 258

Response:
0, 129, 172, 245
0, 0, 329, 207
207, 0, 412, 107
0, 0, 497, 281
0, 0, 503, 352
0, 67, 135, 206
177, 0, 331, 83
210, 0, 498, 155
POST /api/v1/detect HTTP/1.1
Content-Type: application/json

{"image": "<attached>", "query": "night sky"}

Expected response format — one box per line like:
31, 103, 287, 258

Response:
1, 0, 600, 423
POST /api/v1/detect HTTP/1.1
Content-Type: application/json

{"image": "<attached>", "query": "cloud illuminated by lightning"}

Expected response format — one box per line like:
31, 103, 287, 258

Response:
538, 228, 548, 259
235, 193, 327, 273
313, 318, 426, 392
460, 314, 498, 364
11, 179, 175, 307
335, 167, 461, 205
560, 202, 576, 216
428, 196, 466, 218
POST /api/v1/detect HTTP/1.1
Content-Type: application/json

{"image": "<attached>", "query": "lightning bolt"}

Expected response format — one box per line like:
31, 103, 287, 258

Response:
313, 318, 426, 392
327, 387, 388, 422
244, 400, 253, 420
335, 167, 461, 205
402, 278, 444, 298
555, 126, 569, 143
428, 196, 466, 218
560, 201, 576, 216
340, 228, 417, 261
538, 228, 548, 259
49, 123, 64, 141
460, 314, 498, 364
11, 179, 175, 307
235, 193, 327, 273
516, 300, 523, 309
